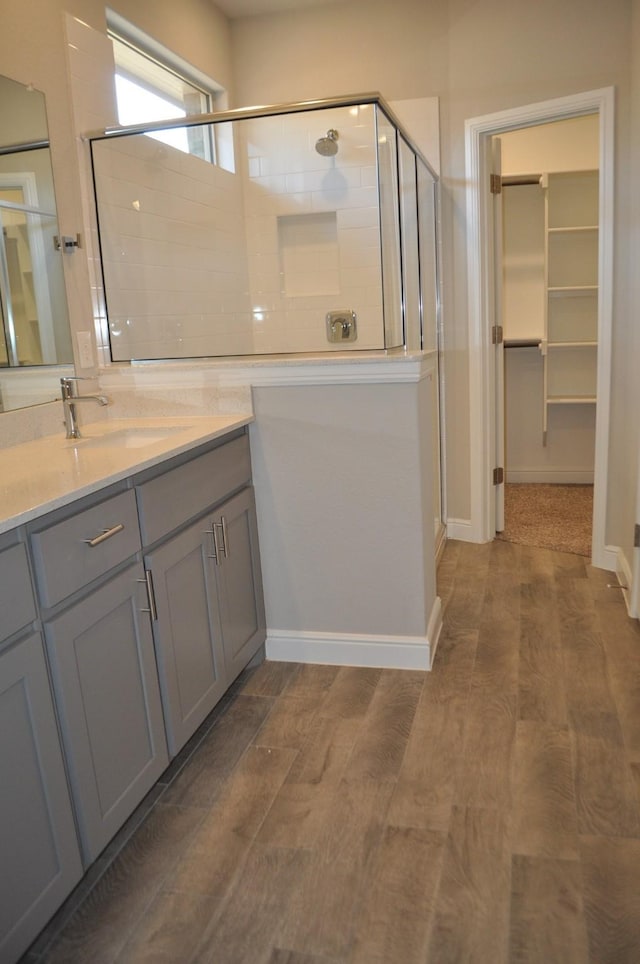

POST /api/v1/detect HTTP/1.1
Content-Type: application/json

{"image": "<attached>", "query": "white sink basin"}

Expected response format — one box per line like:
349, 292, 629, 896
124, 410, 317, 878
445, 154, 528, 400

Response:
71, 425, 191, 449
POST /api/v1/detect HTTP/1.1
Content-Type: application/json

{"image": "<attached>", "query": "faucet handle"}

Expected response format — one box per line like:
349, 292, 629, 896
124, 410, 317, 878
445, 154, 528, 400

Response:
60, 376, 75, 399
61, 375, 94, 398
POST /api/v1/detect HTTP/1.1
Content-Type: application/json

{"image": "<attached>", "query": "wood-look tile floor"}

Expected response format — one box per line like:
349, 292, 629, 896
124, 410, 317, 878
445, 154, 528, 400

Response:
23, 540, 640, 964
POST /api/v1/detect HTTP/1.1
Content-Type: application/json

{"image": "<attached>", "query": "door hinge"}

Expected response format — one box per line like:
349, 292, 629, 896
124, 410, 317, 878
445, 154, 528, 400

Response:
634, 523, 640, 549
490, 173, 502, 195
492, 325, 503, 345
493, 467, 504, 485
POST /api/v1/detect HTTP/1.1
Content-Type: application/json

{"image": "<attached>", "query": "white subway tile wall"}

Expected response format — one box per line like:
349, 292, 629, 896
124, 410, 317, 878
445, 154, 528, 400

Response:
92, 103, 388, 359
93, 134, 253, 360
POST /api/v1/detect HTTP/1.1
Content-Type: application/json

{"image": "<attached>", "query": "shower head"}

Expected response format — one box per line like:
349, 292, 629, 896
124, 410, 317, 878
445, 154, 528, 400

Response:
315, 129, 339, 157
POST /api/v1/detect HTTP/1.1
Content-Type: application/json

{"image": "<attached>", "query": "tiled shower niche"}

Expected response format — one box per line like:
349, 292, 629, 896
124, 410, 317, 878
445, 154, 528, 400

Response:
90, 96, 438, 361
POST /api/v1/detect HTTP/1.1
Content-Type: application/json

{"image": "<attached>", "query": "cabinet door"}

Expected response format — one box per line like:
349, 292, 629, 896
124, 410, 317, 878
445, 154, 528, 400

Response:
214, 487, 266, 683
0, 633, 82, 964
145, 521, 227, 756
43, 563, 168, 864
0, 540, 37, 641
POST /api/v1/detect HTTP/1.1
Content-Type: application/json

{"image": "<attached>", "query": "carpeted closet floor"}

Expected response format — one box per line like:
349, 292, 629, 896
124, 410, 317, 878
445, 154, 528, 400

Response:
497, 483, 593, 557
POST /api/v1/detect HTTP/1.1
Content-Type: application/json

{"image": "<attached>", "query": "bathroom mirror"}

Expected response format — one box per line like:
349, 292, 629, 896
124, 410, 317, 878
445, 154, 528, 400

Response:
0, 73, 73, 412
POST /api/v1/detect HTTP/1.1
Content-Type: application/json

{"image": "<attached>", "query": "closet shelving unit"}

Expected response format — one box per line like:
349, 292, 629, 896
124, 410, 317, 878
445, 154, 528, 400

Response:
541, 169, 599, 444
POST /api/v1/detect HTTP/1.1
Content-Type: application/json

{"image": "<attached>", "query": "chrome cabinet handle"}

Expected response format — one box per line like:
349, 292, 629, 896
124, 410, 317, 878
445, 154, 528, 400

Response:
84, 523, 124, 547
204, 522, 220, 565
218, 517, 229, 559
137, 570, 158, 621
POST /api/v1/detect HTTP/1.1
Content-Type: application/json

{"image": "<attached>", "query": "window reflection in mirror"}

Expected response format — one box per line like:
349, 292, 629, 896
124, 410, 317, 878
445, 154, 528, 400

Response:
0, 73, 73, 412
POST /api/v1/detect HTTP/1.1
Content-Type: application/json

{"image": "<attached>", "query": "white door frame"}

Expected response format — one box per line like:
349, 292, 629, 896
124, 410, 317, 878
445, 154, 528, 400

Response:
464, 87, 615, 570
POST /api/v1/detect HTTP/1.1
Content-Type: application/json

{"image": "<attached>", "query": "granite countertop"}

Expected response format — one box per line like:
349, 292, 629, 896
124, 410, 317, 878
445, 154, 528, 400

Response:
0, 415, 253, 534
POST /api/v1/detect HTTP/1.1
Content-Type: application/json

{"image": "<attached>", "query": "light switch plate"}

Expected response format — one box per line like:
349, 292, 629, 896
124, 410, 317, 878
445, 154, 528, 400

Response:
75, 330, 95, 369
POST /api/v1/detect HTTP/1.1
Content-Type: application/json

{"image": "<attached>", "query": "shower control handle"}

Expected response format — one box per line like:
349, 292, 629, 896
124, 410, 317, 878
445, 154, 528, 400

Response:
326, 310, 357, 343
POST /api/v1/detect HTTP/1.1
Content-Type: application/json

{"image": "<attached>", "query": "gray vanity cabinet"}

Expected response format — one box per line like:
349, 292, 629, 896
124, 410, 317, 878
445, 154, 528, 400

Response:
0, 427, 265, 962
136, 432, 266, 757
143, 519, 227, 756
30, 488, 169, 865
0, 535, 82, 964
211, 487, 266, 684
42, 562, 169, 864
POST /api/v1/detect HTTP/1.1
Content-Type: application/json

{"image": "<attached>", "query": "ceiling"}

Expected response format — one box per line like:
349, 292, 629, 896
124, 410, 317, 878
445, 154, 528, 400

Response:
213, 0, 347, 19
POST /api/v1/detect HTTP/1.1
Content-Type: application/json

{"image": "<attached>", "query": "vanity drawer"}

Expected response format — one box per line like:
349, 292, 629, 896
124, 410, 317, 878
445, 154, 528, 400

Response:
0, 541, 37, 641
136, 433, 251, 546
31, 489, 141, 608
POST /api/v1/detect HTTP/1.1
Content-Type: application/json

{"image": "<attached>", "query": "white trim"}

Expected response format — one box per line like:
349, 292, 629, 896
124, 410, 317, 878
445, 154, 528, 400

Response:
105, 8, 226, 100
242, 359, 430, 387
266, 597, 443, 671
464, 88, 614, 569
446, 518, 474, 541
506, 470, 594, 484
100, 353, 435, 390
601, 543, 619, 574
615, 545, 633, 614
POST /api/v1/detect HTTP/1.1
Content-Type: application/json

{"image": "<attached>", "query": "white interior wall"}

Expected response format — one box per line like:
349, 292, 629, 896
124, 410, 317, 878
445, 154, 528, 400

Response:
500, 114, 599, 175
249, 368, 440, 667
502, 183, 545, 342
445, 0, 629, 534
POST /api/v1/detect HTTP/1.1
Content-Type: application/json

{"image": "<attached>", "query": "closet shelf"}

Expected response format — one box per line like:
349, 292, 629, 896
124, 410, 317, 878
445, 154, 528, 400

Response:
547, 340, 597, 348
542, 168, 599, 446
548, 285, 598, 295
547, 225, 598, 234
547, 395, 597, 405
504, 338, 542, 349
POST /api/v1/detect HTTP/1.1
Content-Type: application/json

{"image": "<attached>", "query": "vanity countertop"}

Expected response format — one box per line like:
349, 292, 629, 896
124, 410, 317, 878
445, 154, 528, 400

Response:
0, 415, 253, 534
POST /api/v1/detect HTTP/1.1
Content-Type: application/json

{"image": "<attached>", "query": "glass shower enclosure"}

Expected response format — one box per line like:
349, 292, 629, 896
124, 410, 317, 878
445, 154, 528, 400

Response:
89, 94, 440, 363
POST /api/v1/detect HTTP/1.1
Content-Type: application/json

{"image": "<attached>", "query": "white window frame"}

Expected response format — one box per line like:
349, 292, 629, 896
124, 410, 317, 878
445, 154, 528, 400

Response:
106, 10, 225, 161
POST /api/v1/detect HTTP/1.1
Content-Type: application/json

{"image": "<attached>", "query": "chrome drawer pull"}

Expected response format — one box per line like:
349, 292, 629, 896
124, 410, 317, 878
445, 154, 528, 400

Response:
84, 523, 125, 547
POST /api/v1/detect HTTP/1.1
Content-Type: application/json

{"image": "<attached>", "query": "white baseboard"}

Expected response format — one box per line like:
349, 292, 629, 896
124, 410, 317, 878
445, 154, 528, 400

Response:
446, 518, 475, 541
593, 543, 619, 573
265, 597, 443, 671
506, 470, 595, 484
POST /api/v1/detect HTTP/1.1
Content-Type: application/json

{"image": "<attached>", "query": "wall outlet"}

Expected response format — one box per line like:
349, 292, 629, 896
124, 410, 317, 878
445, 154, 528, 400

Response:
75, 330, 95, 369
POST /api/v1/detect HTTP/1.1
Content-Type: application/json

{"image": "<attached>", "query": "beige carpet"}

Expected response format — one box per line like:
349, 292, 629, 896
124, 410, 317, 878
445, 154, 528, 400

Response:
496, 483, 593, 557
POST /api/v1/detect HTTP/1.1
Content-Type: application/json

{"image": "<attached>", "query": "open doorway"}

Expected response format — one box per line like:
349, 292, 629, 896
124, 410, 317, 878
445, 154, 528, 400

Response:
464, 87, 614, 571
496, 116, 598, 557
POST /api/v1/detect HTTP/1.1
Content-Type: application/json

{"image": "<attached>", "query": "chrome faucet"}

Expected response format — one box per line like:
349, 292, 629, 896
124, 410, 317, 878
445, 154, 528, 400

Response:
60, 377, 109, 439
